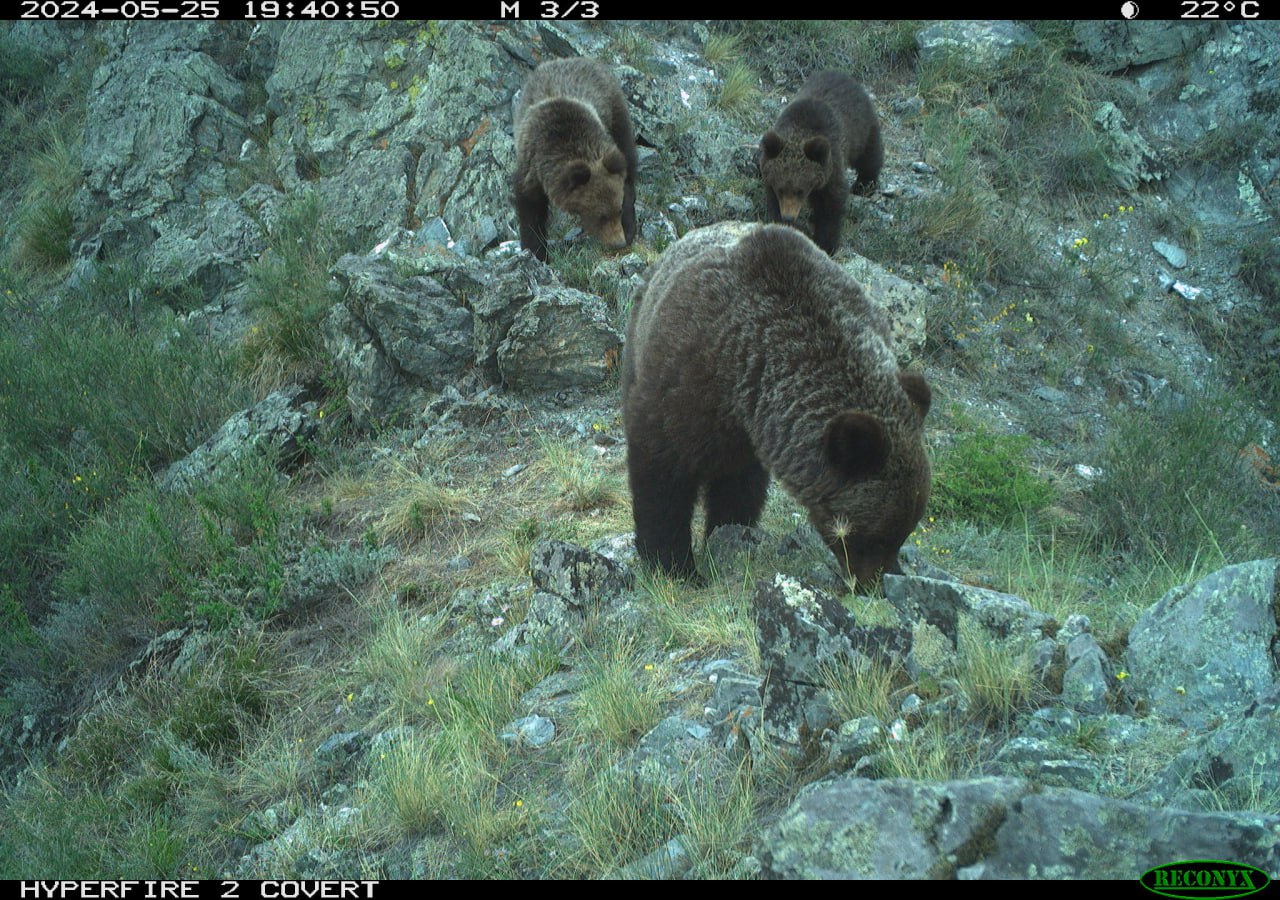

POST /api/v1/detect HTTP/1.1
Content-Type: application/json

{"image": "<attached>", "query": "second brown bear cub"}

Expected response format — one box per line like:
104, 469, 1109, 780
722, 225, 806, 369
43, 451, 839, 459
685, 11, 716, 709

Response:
622, 222, 931, 587
760, 71, 883, 256
513, 57, 638, 262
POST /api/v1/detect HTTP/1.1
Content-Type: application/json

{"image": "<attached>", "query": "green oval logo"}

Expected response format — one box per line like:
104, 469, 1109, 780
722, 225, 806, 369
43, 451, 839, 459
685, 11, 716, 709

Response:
1141, 860, 1271, 900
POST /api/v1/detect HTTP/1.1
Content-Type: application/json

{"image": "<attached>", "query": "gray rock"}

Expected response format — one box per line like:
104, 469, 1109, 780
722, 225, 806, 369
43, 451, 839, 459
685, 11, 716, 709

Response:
332, 254, 473, 384
266, 23, 513, 253
705, 523, 768, 582
611, 835, 693, 880
1073, 22, 1213, 70
1147, 683, 1280, 812
322, 301, 425, 432
1094, 101, 1163, 191
989, 737, 1099, 790
759, 776, 1028, 878
916, 21, 1040, 69
500, 714, 556, 749
1061, 632, 1112, 714
76, 24, 252, 222
1125, 559, 1279, 731
962, 786, 1280, 879
753, 574, 911, 756
1032, 385, 1069, 405
159, 384, 321, 492
759, 775, 1280, 879
529, 540, 634, 608
1153, 240, 1189, 268
492, 591, 578, 655
883, 575, 1055, 645
839, 254, 928, 359
323, 253, 473, 430
496, 288, 623, 392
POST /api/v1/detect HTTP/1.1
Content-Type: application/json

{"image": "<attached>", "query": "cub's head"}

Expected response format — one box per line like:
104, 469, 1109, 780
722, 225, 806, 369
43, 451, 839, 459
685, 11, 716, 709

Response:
760, 130, 831, 222
549, 147, 628, 249
806, 371, 932, 590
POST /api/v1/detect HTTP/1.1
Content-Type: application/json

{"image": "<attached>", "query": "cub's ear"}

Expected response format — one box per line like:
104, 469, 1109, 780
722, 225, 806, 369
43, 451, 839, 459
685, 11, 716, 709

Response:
560, 161, 592, 192
823, 411, 888, 482
803, 136, 830, 165
898, 371, 932, 421
602, 148, 626, 175
760, 131, 784, 160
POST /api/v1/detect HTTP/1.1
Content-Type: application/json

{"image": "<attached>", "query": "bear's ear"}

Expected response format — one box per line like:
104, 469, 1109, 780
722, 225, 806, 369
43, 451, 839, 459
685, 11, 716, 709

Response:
823, 411, 889, 482
602, 148, 626, 175
560, 161, 592, 192
761, 131, 784, 160
803, 136, 830, 165
898, 371, 932, 421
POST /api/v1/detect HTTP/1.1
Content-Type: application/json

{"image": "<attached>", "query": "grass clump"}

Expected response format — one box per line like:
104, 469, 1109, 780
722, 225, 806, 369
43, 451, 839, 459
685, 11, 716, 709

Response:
724, 21, 919, 84
537, 433, 623, 513
715, 63, 761, 119
240, 191, 347, 390
820, 656, 902, 726
954, 618, 1046, 727
1090, 387, 1278, 568
572, 637, 668, 747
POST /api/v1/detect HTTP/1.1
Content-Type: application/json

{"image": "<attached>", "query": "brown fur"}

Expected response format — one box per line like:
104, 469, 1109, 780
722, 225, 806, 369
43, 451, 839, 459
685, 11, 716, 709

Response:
759, 71, 883, 256
513, 58, 638, 262
622, 222, 930, 587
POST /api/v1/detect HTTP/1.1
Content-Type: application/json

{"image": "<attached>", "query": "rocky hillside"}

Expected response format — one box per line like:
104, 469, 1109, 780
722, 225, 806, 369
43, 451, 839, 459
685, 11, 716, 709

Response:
0, 20, 1278, 879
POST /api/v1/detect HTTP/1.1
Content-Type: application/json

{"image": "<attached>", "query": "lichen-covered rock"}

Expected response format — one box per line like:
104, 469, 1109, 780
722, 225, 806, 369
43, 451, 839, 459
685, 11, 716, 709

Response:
915, 21, 1040, 69
759, 776, 1027, 879
266, 22, 515, 253
1093, 101, 1163, 192
159, 384, 321, 492
753, 574, 911, 756
529, 539, 634, 608
1072, 21, 1212, 70
759, 775, 1280, 879
496, 288, 623, 392
1125, 559, 1279, 731
1145, 682, 1280, 812
839, 254, 928, 359
883, 574, 1055, 645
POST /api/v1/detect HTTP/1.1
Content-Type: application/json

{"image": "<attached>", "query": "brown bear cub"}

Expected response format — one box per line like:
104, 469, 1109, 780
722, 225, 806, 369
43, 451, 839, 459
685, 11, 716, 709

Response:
759, 70, 883, 256
512, 57, 638, 262
622, 222, 930, 588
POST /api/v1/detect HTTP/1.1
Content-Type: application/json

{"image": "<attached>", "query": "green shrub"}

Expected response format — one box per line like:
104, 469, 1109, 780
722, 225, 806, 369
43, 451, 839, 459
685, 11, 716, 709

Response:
931, 426, 1054, 527
240, 191, 347, 388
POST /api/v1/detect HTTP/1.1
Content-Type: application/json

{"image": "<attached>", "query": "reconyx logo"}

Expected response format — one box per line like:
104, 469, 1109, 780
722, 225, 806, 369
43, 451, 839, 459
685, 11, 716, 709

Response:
1141, 860, 1271, 900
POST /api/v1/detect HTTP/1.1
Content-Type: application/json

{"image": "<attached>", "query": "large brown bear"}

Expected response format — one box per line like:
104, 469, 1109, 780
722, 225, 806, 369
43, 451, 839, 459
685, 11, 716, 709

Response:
759, 71, 883, 256
622, 222, 931, 588
512, 57, 638, 262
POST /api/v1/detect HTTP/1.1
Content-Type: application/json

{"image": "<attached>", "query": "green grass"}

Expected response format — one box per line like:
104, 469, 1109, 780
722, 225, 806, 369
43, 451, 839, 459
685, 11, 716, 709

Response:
572, 637, 669, 748
725, 21, 920, 84
240, 191, 347, 390
930, 423, 1054, 528
1090, 386, 1277, 568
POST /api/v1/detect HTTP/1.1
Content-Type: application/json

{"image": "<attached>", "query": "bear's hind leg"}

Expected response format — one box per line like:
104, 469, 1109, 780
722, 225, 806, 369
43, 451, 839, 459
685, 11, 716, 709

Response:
852, 126, 884, 195
704, 460, 769, 536
629, 452, 699, 578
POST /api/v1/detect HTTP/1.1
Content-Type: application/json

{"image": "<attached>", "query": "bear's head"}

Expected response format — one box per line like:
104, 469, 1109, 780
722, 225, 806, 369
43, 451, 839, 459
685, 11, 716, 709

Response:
806, 371, 932, 589
549, 147, 628, 250
760, 131, 831, 222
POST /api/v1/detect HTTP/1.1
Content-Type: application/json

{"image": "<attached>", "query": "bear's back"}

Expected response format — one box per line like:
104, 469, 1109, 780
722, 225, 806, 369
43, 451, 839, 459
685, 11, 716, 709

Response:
624, 224, 894, 410
516, 58, 627, 139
